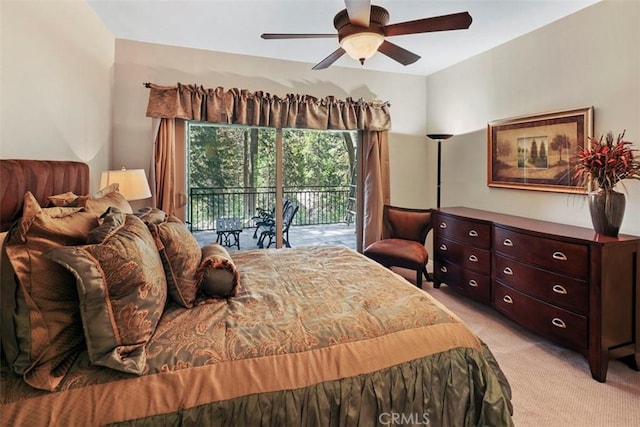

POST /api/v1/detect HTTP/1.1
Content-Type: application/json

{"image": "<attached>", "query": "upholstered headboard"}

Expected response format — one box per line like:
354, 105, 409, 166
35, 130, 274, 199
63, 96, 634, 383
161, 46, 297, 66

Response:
0, 159, 90, 232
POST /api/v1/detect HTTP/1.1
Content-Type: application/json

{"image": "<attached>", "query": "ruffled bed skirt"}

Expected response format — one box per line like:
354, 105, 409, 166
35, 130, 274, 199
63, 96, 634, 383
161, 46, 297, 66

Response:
110, 344, 513, 427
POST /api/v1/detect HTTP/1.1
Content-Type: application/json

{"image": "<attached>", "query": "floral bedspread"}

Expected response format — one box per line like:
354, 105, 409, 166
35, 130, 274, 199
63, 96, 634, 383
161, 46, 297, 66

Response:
1, 246, 513, 426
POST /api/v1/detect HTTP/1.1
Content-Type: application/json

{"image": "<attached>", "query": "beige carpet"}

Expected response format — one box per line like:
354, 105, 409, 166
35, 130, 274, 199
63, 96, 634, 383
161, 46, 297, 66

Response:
421, 283, 640, 426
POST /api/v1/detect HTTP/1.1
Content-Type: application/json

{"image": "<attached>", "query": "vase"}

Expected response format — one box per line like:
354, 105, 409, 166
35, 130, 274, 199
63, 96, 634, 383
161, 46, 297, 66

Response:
588, 187, 626, 237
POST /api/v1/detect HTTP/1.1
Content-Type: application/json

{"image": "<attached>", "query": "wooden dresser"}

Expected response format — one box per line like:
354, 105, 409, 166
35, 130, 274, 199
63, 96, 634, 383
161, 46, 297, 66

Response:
433, 206, 640, 382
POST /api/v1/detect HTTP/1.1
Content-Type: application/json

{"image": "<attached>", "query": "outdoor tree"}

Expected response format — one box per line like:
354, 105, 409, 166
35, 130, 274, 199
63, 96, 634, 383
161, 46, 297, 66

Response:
190, 125, 353, 189
188, 124, 356, 227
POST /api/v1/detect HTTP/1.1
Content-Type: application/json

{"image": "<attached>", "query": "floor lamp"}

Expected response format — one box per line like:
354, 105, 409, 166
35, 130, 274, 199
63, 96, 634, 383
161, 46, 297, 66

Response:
426, 133, 453, 208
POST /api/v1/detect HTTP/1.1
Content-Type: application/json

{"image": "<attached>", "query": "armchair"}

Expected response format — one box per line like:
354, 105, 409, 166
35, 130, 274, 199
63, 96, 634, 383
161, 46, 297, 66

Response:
257, 201, 299, 249
363, 205, 433, 287
252, 199, 290, 238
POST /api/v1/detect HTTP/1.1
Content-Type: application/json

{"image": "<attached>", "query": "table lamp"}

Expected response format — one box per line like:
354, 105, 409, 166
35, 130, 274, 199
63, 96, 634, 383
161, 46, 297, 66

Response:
100, 167, 152, 201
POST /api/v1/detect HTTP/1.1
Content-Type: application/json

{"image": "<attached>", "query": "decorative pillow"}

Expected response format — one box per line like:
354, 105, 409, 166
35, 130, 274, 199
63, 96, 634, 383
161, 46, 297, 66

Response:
48, 183, 133, 215
46, 210, 167, 375
47, 191, 79, 207
136, 207, 202, 308
134, 206, 167, 225
197, 243, 240, 299
2, 192, 99, 391
78, 183, 133, 215
0, 231, 7, 261
0, 230, 14, 363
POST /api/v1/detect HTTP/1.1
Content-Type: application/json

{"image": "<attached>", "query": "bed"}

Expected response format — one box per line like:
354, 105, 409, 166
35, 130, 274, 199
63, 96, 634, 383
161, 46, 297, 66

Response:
0, 159, 513, 426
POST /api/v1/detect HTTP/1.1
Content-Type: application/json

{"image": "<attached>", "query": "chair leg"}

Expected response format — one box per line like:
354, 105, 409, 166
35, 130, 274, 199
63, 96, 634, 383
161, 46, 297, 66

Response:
257, 231, 266, 248
422, 267, 432, 283
416, 270, 423, 288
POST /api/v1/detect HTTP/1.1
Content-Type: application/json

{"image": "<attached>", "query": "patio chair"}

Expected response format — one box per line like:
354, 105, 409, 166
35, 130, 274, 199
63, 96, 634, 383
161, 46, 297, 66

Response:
363, 205, 433, 287
252, 198, 290, 238
257, 201, 299, 248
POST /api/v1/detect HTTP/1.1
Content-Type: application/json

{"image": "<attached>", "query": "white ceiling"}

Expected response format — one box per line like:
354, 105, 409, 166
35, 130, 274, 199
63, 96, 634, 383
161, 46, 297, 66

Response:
88, 0, 601, 76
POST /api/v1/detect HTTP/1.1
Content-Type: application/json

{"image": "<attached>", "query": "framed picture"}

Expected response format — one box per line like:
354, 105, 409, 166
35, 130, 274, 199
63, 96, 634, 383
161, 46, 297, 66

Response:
487, 106, 594, 193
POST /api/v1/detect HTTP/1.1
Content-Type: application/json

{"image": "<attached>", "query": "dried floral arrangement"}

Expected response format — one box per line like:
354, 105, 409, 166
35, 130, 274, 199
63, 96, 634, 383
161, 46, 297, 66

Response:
573, 130, 640, 191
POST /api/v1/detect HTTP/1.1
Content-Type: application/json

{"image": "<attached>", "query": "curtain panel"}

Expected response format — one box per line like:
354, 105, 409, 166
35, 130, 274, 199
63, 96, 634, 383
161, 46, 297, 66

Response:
144, 83, 390, 250
145, 83, 391, 131
153, 118, 176, 215
361, 131, 390, 250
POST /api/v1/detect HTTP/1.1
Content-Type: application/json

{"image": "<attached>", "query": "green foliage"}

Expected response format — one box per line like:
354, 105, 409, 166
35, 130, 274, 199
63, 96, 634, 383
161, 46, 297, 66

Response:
189, 125, 246, 188
188, 124, 355, 190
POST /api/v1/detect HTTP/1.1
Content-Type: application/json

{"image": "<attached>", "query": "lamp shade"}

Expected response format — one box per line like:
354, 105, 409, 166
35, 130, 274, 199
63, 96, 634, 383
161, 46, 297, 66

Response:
100, 168, 152, 201
426, 134, 453, 141
340, 32, 384, 63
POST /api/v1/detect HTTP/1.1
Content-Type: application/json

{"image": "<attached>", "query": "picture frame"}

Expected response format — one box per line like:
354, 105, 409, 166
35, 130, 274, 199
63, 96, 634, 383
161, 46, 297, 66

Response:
487, 106, 594, 193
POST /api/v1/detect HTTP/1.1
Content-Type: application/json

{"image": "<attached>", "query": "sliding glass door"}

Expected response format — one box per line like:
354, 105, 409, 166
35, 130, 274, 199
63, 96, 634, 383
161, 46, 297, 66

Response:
187, 123, 356, 249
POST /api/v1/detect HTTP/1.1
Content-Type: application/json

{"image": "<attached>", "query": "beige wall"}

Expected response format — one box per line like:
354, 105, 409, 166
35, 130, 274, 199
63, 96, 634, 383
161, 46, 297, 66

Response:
112, 40, 430, 210
0, 0, 114, 189
2, 0, 637, 236
426, 0, 640, 235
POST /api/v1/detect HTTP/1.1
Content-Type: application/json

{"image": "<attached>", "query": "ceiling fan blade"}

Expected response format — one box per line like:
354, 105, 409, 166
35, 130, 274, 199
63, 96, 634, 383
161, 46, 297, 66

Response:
384, 11, 472, 37
344, 0, 371, 27
377, 40, 420, 66
312, 48, 346, 70
261, 33, 337, 39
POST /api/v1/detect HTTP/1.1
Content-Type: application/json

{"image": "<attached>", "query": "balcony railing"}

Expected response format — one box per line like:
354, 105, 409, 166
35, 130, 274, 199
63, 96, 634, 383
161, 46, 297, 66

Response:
189, 186, 350, 231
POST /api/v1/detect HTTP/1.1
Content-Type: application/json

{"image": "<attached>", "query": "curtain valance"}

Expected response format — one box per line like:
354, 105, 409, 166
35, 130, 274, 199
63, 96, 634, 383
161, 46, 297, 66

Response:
145, 83, 391, 131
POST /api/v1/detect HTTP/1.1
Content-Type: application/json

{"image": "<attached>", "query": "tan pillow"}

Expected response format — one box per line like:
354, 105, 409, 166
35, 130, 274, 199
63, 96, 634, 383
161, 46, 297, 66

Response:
46, 210, 167, 375
0, 231, 7, 261
48, 184, 133, 215
197, 243, 240, 299
0, 231, 16, 365
136, 207, 202, 308
47, 191, 79, 207
2, 192, 98, 391
78, 183, 133, 215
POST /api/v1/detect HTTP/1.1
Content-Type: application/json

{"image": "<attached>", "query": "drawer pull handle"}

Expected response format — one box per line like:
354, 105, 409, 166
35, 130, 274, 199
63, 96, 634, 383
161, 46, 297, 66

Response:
439, 222, 447, 229
551, 318, 567, 329
440, 244, 448, 251
552, 284, 568, 295
502, 239, 513, 247
503, 267, 513, 275
502, 295, 513, 304
552, 251, 568, 261
468, 254, 478, 262
440, 266, 448, 273
468, 230, 478, 237
468, 279, 478, 287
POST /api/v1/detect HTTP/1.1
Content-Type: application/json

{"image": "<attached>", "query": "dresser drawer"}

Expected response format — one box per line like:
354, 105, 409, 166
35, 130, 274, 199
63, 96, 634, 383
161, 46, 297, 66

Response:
436, 237, 491, 275
435, 215, 491, 249
436, 261, 491, 304
493, 227, 589, 279
493, 282, 588, 350
494, 254, 588, 314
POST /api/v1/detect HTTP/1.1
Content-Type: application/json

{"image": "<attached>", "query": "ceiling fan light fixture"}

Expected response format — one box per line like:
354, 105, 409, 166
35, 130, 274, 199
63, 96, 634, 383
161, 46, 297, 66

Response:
340, 32, 384, 64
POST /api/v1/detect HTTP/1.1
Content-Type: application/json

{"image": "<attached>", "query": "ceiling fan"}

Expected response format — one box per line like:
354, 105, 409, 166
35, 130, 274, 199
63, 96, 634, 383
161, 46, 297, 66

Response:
261, 0, 472, 70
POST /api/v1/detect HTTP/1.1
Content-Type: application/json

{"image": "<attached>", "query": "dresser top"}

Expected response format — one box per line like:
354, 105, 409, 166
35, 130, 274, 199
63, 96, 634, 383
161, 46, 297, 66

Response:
436, 207, 640, 244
